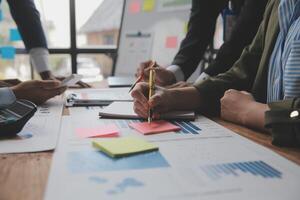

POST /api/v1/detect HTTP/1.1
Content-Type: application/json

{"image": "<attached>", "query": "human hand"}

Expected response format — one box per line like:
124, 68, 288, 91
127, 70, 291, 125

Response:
166, 81, 192, 89
136, 60, 177, 86
130, 82, 175, 119
220, 89, 257, 125
11, 80, 67, 105
40, 71, 91, 88
54, 75, 91, 88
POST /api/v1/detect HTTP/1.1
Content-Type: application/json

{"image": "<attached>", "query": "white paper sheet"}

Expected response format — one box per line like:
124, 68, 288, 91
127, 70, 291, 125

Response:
61, 113, 230, 144
99, 101, 195, 120
0, 97, 64, 154
45, 116, 300, 200
65, 87, 133, 101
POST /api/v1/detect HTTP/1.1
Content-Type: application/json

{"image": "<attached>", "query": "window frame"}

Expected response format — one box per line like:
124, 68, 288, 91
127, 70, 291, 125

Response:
15, 0, 125, 78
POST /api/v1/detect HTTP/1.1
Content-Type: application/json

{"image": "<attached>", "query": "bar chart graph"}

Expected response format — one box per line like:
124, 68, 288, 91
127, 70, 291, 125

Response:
114, 120, 202, 135
201, 160, 282, 180
171, 121, 201, 134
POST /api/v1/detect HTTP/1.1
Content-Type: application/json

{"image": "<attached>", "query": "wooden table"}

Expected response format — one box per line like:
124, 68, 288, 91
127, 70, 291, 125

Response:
1, 84, 300, 200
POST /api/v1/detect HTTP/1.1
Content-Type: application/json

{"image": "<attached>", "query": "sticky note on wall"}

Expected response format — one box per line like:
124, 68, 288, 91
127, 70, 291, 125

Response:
9, 29, 22, 41
143, 0, 155, 12
184, 22, 188, 34
165, 36, 178, 49
129, 1, 141, 14
0, 46, 16, 60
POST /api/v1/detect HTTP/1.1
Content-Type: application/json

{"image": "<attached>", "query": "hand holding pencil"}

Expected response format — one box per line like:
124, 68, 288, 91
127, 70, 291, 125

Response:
134, 60, 177, 86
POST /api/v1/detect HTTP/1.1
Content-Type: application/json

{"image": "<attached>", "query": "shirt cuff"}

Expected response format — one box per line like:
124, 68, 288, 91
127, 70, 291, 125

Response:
194, 72, 210, 84
29, 47, 50, 73
166, 65, 185, 82
0, 88, 16, 109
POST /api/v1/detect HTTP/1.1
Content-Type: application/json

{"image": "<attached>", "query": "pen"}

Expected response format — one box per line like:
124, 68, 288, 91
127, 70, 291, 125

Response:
148, 61, 156, 123
128, 73, 144, 93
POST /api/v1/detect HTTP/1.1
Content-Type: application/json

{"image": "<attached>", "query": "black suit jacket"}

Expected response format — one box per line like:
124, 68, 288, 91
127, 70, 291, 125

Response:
172, 0, 268, 79
6, 0, 48, 51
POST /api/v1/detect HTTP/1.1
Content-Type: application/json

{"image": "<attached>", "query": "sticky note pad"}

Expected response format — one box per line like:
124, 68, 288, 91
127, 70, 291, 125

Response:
92, 137, 158, 158
0, 46, 16, 60
129, 120, 181, 135
76, 125, 119, 138
9, 28, 22, 41
143, 0, 155, 12
165, 36, 178, 48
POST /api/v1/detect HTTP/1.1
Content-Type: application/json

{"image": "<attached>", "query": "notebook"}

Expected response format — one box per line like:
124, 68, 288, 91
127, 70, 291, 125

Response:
99, 102, 195, 120
107, 76, 136, 88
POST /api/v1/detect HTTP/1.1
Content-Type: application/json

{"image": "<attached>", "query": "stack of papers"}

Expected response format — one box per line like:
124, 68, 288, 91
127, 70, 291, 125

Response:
92, 137, 158, 158
65, 88, 133, 107
99, 102, 195, 120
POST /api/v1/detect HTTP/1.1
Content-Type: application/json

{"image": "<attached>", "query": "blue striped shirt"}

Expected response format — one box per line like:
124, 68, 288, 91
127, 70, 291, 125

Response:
267, 0, 300, 102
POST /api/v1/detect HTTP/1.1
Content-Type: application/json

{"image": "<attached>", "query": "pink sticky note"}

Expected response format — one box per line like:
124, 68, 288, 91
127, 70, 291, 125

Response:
81, 92, 89, 99
76, 125, 119, 138
129, 120, 181, 135
165, 36, 178, 49
129, 1, 140, 14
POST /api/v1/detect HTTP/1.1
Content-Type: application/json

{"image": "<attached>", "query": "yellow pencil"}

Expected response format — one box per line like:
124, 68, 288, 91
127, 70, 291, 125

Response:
148, 61, 156, 123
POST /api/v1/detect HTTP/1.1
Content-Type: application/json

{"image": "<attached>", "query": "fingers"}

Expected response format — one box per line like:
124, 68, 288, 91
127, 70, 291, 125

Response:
136, 60, 152, 78
76, 81, 92, 88
148, 94, 163, 108
224, 89, 238, 95
131, 82, 149, 106
36, 80, 61, 89
133, 100, 148, 118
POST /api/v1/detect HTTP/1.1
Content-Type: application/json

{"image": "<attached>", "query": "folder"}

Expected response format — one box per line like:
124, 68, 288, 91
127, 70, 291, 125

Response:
65, 88, 133, 107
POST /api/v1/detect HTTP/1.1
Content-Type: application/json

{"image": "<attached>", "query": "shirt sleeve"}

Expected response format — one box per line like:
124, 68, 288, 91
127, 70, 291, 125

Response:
29, 47, 50, 73
283, 40, 300, 99
0, 88, 16, 109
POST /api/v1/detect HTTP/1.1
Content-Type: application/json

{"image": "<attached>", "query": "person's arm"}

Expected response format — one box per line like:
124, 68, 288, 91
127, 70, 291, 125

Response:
11, 80, 66, 105
193, 0, 277, 116
0, 88, 16, 109
204, 0, 268, 77
171, 0, 228, 80
220, 89, 269, 131
7, 0, 52, 79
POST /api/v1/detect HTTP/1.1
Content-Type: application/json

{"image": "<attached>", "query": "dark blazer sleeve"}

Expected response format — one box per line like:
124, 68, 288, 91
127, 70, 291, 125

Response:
171, 0, 228, 80
7, 0, 48, 51
204, 0, 268, 76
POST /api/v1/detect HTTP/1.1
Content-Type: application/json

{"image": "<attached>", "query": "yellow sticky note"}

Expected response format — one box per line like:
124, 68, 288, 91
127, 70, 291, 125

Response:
92, 137, 158, 158
143, 0, 155, 12
184, 22, 188, 34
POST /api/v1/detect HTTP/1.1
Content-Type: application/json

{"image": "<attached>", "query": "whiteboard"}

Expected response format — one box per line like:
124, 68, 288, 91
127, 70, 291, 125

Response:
115, 0, 192, 76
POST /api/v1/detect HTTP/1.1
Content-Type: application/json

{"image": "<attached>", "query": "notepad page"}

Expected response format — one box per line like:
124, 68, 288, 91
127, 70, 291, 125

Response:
99, 102, 195, 120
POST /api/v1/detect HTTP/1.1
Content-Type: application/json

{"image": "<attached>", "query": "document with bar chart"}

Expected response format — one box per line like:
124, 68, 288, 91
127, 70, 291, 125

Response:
45, 116, 300, 200
58, 115, 233, 144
